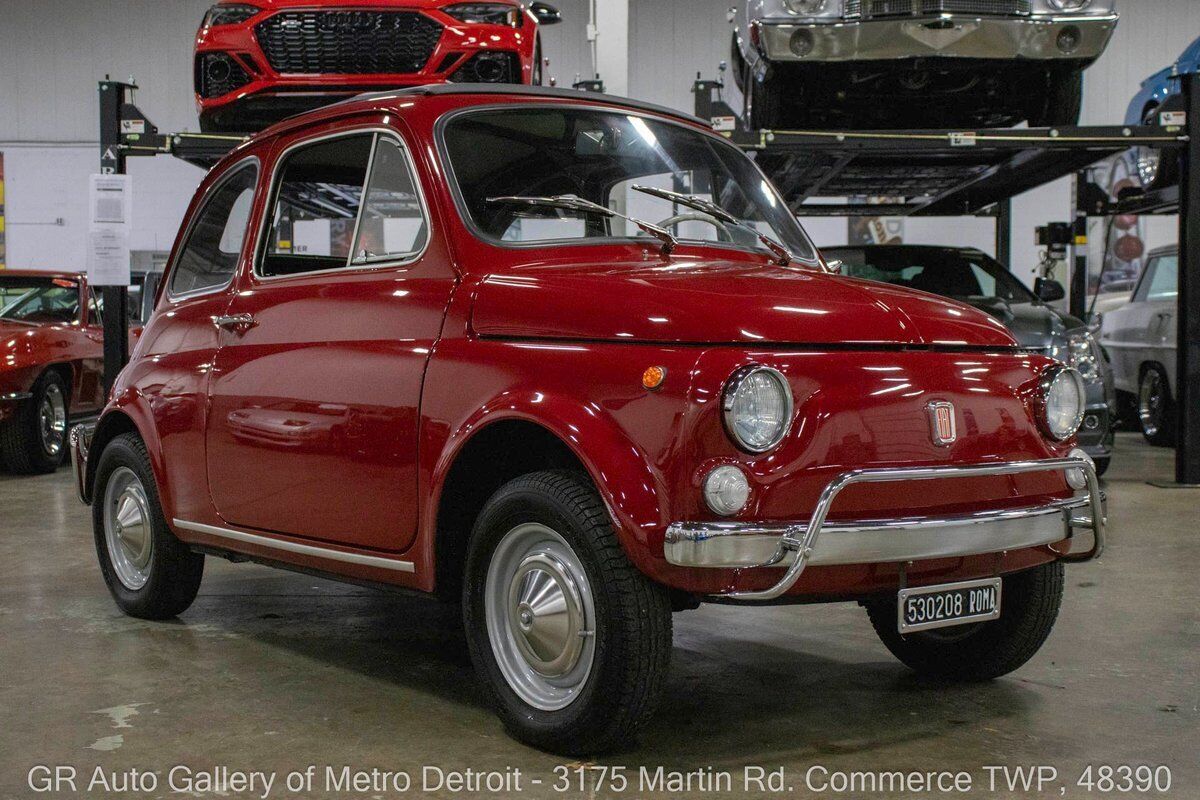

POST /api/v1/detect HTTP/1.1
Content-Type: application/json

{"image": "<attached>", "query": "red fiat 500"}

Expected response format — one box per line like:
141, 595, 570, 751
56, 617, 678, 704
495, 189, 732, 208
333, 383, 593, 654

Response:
73, 85, 1104, 754
194, 0, 560, 131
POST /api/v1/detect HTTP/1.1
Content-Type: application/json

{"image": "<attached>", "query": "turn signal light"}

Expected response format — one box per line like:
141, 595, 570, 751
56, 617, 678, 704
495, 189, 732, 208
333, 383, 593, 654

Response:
642, 366, 666, 391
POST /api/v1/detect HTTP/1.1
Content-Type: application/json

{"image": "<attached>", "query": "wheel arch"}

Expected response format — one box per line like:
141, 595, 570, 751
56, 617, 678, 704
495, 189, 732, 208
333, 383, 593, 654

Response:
83, 394, 168, 509
427, 407, 667, 602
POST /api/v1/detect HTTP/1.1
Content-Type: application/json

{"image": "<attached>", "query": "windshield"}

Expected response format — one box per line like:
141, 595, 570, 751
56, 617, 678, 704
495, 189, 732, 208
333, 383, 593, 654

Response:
826, 247, 1036, 305
441, 107, 817, 261
0, 276, 81, 324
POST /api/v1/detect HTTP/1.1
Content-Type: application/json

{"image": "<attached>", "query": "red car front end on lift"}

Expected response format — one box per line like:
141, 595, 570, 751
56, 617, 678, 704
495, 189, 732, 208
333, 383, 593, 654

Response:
193, 0, 553, 131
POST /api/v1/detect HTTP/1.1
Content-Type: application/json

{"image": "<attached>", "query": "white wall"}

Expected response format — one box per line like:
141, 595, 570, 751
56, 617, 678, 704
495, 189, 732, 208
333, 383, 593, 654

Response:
2, 0, 1199, 276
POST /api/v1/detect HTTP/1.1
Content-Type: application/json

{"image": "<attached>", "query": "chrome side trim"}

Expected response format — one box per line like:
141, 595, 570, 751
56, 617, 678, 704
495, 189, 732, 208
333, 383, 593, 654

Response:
172, 519, 416, 573
666, 457, 1104, 602
0, 391, 34, 401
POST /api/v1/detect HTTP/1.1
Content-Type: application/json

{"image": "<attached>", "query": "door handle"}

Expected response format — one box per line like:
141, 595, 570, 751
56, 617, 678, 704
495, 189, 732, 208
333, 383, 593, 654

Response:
212, 313, 257, 334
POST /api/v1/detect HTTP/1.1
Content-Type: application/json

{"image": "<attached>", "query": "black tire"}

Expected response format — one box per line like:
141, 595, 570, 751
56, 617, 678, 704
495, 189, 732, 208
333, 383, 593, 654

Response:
747, 65, 784, 130
463, 470, 672, 755
0, 370, 69, 474
1139, 365, 1176, 447
1093, 457, 1110, 477
93, 432, 204, 620
1030, 69, 1082, 127
731, 31, 748, 94
865, 561, 1064, 682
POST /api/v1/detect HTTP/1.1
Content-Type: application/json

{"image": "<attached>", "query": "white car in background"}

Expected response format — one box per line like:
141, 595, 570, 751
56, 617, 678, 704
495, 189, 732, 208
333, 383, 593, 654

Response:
1099, 245, 1179, 446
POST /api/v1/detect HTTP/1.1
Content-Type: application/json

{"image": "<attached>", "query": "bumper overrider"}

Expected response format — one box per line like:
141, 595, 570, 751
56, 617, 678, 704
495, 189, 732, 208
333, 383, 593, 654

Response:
70, 423, 95, 504
756, 13, 1117, 63
665, 458, 1104, 601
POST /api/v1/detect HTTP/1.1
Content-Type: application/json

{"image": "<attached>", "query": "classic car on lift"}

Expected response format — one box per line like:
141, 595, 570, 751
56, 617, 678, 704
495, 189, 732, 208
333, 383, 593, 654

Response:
73, 85, 1103, 755
824, 245, 1116, 473
1126, 35, 1199, 191
0, 271, 112, 473
731, 0, 1118, 130
194, 0, 561, 131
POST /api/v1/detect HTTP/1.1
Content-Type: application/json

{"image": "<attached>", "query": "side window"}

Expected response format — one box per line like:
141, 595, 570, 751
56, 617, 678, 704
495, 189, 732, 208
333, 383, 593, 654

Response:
1144, 255, 1178, 301
169, 163, 258, 297
88, 288, 103, 327
261, 134, 373, 277
1134, 258, 1161, 303
352, 137, 428, 263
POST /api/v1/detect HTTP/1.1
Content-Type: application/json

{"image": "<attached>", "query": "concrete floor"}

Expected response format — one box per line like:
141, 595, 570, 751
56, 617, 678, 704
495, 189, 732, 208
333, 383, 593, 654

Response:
0, 433, 1196, 800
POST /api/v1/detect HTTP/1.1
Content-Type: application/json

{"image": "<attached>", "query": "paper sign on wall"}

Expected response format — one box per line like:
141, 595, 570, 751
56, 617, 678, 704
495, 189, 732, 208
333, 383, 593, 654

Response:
87, 174, 132, 285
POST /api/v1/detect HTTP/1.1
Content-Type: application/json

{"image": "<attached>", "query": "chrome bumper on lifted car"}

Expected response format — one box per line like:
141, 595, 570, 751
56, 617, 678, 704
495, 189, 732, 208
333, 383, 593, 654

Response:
756, 13, 1117, 64
70, 422, 96, 504
665, 458, 1104, 601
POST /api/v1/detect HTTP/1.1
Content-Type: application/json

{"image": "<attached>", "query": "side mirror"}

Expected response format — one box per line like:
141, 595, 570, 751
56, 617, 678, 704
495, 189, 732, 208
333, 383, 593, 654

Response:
1034, 277, 1066, 303
530, 2, 561, 25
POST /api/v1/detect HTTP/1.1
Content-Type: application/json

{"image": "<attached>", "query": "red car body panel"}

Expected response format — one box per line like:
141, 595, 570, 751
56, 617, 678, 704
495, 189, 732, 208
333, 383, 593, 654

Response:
194, 0, 541, 130
0, 270, 110, 424
93, 90, 1079, 602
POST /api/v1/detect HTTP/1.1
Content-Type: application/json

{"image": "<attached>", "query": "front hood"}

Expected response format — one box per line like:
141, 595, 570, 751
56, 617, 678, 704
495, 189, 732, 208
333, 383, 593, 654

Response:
956, 299, 1080, 351
470, 259, 1017, 347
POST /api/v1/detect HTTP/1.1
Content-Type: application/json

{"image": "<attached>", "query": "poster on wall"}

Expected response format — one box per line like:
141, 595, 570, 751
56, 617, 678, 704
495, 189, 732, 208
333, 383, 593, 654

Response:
87, 173, 132, 286
0, 152, 6, 270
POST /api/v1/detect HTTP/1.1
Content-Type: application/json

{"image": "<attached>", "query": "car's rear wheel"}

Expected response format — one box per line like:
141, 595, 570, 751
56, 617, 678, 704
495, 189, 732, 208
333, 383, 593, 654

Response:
93, 432, 204, 619
865, 561, 1064, 681
1139, 365, 1176, 447
0, 370, 69, 474
463, 470, 672, 755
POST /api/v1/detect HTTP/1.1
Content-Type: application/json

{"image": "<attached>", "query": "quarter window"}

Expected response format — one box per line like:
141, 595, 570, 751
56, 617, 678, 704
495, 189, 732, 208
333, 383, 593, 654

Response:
169, 163, 258, 297
261, 132, 426, 277
1135, 255, 1178, 302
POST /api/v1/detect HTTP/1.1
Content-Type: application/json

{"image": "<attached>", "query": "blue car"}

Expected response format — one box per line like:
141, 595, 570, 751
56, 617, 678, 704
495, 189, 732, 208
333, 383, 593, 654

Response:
1125, 35, 1200, 126
1124, 35, 1199, 188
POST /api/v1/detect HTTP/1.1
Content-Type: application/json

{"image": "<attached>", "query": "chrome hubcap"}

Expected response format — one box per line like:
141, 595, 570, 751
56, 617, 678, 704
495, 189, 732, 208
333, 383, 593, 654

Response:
1140, 372, 1163, 437
485, 523, 595, 711
103, 467, 153, 590
38, 383, 67, 457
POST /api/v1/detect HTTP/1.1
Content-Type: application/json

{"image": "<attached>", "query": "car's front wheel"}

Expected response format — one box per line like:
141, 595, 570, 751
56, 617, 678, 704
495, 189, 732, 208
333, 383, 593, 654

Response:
865, 561, 1064, 681
0, 369, 69, 474
93, 432, 205, 619
1139, 365, 1176, 447
463, 471, 672, 755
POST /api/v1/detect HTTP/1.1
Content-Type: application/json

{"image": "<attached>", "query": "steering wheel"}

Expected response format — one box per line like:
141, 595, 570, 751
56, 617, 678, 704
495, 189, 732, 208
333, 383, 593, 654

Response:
655, 212, 735, 242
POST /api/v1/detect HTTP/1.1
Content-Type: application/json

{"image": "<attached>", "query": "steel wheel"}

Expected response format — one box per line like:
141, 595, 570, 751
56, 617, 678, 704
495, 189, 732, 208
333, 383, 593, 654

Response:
484, 522, 596, 712
38, 382, 67, 458
1139, 370, 1166, 439
102, 466, 154, 591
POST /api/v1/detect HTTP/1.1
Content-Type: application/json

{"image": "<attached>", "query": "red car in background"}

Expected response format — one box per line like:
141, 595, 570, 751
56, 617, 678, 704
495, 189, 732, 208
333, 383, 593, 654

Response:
194, 0, 561, 131
0, 271, 112, 473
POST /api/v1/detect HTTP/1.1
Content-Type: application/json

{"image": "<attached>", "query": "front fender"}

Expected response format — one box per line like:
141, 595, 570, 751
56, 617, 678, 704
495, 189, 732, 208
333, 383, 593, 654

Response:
427, 392, 671, 577
83, 389, 171, 512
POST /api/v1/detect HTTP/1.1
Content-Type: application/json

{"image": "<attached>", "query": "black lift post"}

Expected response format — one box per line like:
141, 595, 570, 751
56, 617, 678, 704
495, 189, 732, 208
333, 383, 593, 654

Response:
1176, 73, 1200, 485
97, 80, 131, 397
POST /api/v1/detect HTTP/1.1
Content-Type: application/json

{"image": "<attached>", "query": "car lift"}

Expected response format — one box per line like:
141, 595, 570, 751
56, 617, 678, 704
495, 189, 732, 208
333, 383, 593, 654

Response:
95, 74, 1200, 485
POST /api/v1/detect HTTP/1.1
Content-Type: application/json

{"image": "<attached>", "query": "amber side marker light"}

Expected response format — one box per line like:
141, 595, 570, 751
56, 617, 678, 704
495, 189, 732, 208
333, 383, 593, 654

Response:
642, 366, 667, 391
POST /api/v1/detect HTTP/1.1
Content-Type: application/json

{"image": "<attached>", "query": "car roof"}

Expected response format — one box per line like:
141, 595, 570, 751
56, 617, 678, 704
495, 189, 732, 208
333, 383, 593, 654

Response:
337, 83, 711, 128
0, 269, 85, 281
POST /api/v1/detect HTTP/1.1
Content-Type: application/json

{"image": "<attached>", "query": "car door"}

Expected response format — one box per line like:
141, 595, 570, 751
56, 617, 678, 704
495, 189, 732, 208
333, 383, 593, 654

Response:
205, 123, 454, 553
1140, 251, 1180, 388
77, 286, 107, 414
1101, 256, 1163, 394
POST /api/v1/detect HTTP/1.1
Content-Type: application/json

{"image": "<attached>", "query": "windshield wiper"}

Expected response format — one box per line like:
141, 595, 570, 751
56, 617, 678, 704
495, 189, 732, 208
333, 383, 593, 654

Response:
630, 185, 794, 266
486, 194, 678, 255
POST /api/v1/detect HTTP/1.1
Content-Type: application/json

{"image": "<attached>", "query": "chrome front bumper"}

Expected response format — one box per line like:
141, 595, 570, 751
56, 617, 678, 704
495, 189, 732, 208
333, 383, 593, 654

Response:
665, 458, 1104, 601
757, 14, 1117, 63
70, 422, 96, 505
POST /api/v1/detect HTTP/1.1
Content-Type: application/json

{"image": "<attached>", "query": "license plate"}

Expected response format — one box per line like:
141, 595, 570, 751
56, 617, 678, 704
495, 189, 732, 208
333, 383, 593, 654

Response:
898, 578, 1001, 634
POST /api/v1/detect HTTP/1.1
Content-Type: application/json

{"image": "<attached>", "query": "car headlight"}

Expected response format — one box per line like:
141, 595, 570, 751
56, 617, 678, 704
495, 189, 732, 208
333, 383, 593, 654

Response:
201, 3, 260, 27
1046, 0, 1092, 10
1041, 366, 1086, 441
783, 0, 828, 14
723, 366, 793, 453
444, 3, 523, 26
1050, 331, 1102, 383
